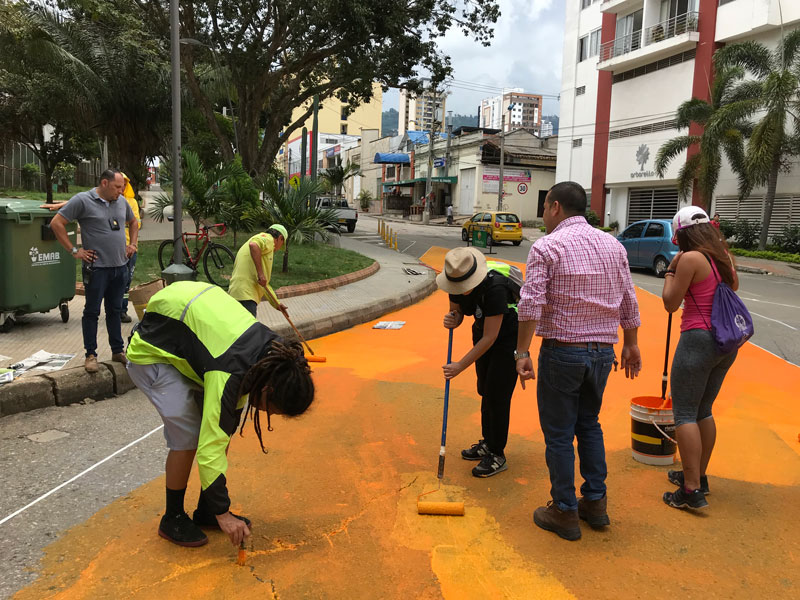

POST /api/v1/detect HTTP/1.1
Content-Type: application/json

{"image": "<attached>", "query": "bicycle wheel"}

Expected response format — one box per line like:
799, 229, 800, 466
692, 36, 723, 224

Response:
158, 239, 191, 271
203, 243, 236, 288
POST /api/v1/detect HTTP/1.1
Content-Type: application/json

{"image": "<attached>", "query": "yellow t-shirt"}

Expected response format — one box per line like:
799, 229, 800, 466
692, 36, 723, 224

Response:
123, 182, 141, 246
228, 232, 280, 307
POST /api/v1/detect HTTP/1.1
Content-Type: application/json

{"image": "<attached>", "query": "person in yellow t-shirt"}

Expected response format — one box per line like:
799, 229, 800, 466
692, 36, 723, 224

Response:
228, 225, 288, 317
121, 173, 141, 322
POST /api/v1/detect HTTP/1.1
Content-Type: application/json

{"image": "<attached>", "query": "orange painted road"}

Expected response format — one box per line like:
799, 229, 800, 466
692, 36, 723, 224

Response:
16, 248, 800, 599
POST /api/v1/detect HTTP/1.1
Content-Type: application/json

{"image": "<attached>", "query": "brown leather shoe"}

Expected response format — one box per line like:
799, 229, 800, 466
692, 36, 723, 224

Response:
533, 501, 581, 541
85, 355, 99, 373
111, 353, 127, 364
578, 495, 610, 528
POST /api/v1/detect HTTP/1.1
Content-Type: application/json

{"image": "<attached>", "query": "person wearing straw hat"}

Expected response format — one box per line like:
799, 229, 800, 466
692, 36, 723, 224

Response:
228, 225, 288, 317
437, 246, 519, 478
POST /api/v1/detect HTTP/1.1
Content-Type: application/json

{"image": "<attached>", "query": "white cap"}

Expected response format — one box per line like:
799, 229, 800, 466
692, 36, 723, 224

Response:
673, 206, 710, 233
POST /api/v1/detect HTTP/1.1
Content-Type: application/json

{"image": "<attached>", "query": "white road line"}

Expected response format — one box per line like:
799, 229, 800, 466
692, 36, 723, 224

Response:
739, 297, 800, 309
402, 241, 416, 253
749, 311, 798, 331
0, 424, 164, 527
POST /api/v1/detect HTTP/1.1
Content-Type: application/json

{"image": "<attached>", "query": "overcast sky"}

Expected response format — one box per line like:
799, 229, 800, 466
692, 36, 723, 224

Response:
383, 0, 565, 117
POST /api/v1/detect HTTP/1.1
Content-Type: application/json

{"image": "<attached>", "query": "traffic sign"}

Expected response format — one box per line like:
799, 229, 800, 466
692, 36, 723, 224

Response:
433, 157, 446, 168
517, 182, 528, 194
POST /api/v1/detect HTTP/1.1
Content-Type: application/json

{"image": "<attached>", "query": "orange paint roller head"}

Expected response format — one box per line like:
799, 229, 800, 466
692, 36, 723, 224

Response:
306, 355, 327, 363
417, 501, 465, 516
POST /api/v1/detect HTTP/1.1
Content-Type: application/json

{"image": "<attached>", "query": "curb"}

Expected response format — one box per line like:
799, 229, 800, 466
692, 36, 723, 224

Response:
1, 266, 436, 419
736, 265, 769, 275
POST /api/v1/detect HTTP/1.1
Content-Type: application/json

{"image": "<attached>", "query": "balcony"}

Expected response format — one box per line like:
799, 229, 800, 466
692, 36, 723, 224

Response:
601, 0, 643, 15
598, 12, 699, 71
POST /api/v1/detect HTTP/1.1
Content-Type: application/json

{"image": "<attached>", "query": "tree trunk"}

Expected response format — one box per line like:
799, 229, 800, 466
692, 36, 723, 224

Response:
282, 240, 289, 273
758, 153, 781, 250
42, 164, 55, 202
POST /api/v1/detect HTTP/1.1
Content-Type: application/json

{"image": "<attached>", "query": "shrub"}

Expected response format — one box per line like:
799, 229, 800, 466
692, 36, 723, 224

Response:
539, 226, 547, 232
599, 226, 614, 232
719, 218, 736, 240
609, 220, 620, 231
729, 248, 800, 263
585, 209, 600, 226
733, 219, 761, 250
357, 190, 373, 211
53, 163, 76, 193
21, 163, 40, 190
773, 225, 800, 254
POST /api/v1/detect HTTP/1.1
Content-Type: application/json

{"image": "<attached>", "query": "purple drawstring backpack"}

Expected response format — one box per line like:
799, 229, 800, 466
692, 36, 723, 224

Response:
689, 255, 754, 354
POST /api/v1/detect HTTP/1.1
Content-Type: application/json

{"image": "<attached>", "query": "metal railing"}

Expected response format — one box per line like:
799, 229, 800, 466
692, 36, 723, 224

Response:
645, 11, 699, 45
599, 30, 642, 62
599, 11, 699, 63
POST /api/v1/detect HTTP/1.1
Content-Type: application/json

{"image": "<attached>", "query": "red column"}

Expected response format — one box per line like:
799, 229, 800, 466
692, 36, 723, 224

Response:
688, 0, 721, 208
590, 12, 617, 225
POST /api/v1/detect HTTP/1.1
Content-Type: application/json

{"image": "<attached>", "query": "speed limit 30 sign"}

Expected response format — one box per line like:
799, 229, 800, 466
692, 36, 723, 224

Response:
517, 182, 528, 194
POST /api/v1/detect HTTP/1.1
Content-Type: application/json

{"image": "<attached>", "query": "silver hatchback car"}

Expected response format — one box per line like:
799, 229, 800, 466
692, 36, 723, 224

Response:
617, 219, 680, 277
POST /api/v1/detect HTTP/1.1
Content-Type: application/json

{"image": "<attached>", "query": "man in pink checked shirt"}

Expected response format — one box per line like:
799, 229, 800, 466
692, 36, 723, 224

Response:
515, 181, 643, 542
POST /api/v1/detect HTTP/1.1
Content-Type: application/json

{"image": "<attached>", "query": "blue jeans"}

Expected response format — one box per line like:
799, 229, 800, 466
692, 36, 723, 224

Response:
537, 343, 616, 511
121, 252, 138, 312
82, 264, 127, 356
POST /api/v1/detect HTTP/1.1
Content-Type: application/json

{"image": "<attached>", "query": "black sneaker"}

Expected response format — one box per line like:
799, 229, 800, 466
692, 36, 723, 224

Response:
192, 509, 252, 529
158, 512, 209, 547
663, 486, 709, 510
472, 453, 507, 478
461, 440, 490, 461
120, 312, 132, 323
668, 470, 710, 495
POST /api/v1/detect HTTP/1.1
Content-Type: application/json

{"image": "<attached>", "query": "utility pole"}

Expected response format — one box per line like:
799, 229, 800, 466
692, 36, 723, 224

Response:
497, 103, 514, 212
444, 111, 453, 177
310, 95, 319, 206
163, 0, 193, 282
423, 87, 438, 226
300, 127, 308, 180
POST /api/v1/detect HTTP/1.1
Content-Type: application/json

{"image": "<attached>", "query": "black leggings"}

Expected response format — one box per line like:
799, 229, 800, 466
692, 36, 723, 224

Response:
474, 341, 518, 456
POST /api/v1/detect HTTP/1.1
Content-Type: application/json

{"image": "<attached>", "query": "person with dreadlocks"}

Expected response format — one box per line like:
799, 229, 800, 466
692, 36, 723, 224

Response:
126, 281, 315, 548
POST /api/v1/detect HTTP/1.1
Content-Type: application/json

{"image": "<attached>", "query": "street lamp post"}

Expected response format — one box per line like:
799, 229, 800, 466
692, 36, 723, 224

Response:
161, 0, 194, 283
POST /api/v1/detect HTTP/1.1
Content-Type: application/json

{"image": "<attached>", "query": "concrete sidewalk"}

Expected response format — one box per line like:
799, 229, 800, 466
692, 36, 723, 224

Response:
0, 237, 435, 417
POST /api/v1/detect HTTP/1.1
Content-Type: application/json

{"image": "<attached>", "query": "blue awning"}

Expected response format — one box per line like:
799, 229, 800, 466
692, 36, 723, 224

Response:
374, 152, 410, 164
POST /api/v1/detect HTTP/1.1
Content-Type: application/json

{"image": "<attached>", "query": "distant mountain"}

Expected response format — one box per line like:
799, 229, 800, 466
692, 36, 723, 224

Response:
450, 113, 479, 129
381, 108, 399, 137
543, 114, 559, 135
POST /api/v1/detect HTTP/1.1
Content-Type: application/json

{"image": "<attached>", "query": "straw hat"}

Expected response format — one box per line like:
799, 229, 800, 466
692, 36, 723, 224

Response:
436, 247, 488, 295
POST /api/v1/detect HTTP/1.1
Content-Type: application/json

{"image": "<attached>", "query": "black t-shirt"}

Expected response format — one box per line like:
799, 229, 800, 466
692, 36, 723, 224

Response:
449, 272, 518, 347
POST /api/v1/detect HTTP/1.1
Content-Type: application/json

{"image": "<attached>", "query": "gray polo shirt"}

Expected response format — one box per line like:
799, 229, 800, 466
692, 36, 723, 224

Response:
58, 189, 134, 268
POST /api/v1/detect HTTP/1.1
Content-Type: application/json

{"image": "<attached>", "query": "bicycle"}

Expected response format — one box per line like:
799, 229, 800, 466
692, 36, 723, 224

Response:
157, 223, 236, 289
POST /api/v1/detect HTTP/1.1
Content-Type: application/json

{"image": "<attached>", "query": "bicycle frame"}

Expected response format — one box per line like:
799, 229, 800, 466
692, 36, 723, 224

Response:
179, 223, 227, 269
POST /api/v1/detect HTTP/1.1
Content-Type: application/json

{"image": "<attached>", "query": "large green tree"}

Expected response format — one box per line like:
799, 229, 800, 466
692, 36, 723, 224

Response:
133, 0, 499, 177
654, 66, 749, 207
713, 31, 800, 250
0, 2, 96, 200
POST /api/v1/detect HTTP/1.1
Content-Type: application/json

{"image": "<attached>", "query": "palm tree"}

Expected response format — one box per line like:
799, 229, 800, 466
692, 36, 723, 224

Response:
148, 150, 226, 238
713, 30, 800, 249
259, 177, 340, 273
654, 66, 749, 208
320, 162, 360, 200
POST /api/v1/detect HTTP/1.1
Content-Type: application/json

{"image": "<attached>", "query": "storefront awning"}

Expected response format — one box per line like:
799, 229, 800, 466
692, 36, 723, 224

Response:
382, 176, 457, 187
374, 153, 410, 164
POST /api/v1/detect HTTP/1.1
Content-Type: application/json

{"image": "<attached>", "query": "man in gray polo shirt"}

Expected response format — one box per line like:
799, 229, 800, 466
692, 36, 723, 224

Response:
50, 169, 139, 372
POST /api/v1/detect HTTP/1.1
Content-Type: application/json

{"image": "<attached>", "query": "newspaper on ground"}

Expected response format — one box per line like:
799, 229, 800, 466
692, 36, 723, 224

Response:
373, 321, 406, 330
0, 369, 14, 384
10, 350, 76, 373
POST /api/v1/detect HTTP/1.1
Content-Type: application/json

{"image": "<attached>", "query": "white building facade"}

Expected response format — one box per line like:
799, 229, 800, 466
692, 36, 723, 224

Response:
479, 90, 543, 133
558, 0, 800, 235
398, 82, 447, 137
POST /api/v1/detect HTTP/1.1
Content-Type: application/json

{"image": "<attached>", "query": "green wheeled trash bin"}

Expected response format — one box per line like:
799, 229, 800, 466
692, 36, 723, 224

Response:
0, 199, 77, 332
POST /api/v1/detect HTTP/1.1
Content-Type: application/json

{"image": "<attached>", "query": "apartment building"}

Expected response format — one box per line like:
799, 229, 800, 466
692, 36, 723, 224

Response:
558, 0, 800, 233
479, 90, 543, 134
398, 82, 447, 136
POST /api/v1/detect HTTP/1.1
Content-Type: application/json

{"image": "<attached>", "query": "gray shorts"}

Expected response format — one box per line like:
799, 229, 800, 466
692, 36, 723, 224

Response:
670, 329, 737, 427
127, 362, 203, 450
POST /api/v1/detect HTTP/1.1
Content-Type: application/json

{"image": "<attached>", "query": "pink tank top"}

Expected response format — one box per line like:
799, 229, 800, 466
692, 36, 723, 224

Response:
681, 259, 720, 332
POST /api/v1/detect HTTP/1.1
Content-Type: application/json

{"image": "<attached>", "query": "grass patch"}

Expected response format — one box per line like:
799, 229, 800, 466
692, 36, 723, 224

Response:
729, 247, 800, 264
77, 231, 374, 289
0, 187, 92, 203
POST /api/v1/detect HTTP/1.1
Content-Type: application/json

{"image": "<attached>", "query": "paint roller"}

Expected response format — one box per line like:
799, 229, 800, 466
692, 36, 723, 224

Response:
237, 541, 247, 566
660, 313, 673, 409
417, 327, 465, 517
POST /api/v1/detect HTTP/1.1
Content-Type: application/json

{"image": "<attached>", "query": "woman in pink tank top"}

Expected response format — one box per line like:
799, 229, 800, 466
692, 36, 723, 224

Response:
660, 207, 739, 510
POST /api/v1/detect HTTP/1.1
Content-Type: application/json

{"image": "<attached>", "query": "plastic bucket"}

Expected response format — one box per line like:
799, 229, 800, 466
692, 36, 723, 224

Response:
630, 396, 677, 466
129, 279, 164, 321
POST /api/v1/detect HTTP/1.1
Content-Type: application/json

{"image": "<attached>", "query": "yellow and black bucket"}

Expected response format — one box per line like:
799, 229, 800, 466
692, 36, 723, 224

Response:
630, 396, 677, 466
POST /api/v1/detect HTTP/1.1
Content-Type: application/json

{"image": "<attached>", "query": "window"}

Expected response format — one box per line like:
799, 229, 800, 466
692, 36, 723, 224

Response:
496, 213, 520, 223
576, 86, 586, 96
324, 137, 338, 144
340, 124, 348, 134
572, 138, 583, 148
627, 188, 680, 223
578, 28, 601, 61
386, 165, 396, 178
621, 223, 646, 239
581, 0, 600, 8
644, 222, 665, 238
482, 213, 492, 222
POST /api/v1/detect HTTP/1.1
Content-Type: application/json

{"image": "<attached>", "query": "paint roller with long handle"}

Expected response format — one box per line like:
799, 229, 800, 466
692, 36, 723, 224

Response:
279, 306, 327, 363
660, 313, 673, 408
417, 327, 465, 517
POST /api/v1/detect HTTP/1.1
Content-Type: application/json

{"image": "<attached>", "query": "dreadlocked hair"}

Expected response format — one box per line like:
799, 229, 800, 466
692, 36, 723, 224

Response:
238, 340, 315, 453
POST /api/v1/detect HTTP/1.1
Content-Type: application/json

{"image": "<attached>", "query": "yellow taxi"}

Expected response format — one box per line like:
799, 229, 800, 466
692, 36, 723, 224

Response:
461, 211, 523, 246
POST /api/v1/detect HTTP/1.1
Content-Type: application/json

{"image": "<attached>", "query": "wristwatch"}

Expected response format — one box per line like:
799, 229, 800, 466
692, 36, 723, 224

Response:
513, 350, 530, 360
71, 246, 79, 256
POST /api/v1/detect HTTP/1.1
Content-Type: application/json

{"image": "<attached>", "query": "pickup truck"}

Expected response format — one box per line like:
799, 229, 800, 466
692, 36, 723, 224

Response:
316, 197, 357, 233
